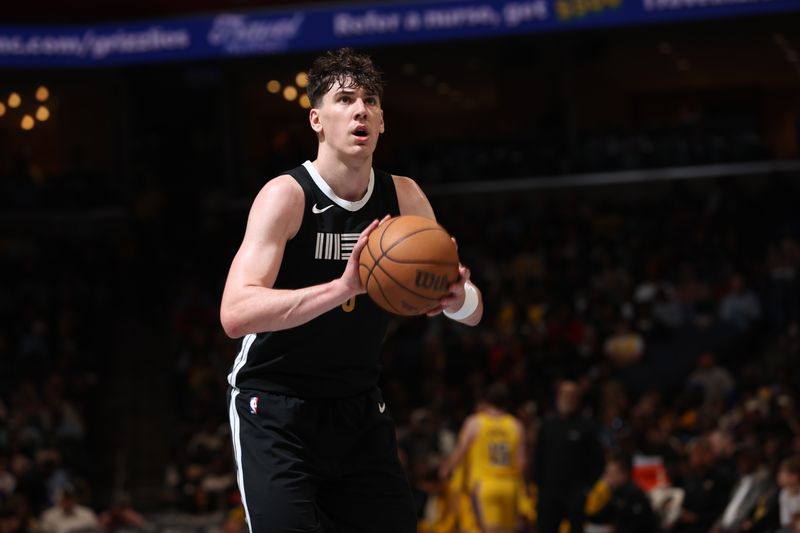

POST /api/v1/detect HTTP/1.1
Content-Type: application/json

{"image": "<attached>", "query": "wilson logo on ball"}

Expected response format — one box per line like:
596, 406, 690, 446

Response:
415, 270, 450, 292
359, 215, 460, 316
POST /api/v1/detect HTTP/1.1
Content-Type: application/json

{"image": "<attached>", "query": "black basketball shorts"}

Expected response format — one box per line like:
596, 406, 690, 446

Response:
227, 386, 417, 533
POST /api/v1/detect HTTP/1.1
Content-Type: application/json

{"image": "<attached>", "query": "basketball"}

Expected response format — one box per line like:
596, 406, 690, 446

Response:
359, 215, 460, 316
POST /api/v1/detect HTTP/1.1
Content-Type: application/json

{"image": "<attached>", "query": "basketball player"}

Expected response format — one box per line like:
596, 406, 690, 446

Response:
220, 48, 484, 533
438, 382, 527, 533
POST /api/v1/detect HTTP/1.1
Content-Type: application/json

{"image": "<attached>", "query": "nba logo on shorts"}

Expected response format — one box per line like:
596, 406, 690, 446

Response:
249, 396, 259, 415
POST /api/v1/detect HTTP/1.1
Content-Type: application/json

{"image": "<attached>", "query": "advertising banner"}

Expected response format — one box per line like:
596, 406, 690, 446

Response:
0, 0, 797, 67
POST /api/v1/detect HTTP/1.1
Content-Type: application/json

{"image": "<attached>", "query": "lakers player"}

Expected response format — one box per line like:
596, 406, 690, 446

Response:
220, 48, 484, 533
439, 382, 526, 533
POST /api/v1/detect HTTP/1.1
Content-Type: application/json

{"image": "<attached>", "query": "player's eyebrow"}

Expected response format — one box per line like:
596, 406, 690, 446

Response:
334, 87, 378, 98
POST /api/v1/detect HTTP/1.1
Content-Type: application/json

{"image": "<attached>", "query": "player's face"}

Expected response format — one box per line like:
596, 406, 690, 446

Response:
311, 80, 384, 158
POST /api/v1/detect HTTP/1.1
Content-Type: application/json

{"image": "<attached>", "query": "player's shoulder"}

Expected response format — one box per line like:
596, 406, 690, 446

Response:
251, 174, 304, 211
260, 173, 304, 198
390, 174, 420, 191
391, 174, 435, 219
465, 413, 483, 430
246, 174, 306, 239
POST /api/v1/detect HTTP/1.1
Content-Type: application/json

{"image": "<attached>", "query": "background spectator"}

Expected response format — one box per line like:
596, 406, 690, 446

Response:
534, 380, 605, 532
40, 486, 99, 533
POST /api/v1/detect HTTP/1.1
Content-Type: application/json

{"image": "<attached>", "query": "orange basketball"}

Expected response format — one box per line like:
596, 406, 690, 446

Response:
359, 215, 460, 316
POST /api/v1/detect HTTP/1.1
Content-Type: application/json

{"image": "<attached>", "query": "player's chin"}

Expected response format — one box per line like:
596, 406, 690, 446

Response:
346, 145, 375, 159
352, 138, 378, 150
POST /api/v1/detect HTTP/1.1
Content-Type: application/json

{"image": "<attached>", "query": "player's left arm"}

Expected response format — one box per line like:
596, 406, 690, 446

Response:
438, 415, 479, 480
393, 175, 484, 326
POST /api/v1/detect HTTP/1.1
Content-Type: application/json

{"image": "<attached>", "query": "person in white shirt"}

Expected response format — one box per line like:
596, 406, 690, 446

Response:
778, 456, 800, 528
711, 444, 774, 533
40, 486, 99, 533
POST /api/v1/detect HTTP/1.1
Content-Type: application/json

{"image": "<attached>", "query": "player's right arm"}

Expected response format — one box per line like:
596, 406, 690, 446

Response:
438, 415, 479, 480
219, 175, 380, 338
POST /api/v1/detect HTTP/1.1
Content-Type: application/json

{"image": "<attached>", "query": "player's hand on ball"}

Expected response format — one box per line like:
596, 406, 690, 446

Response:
426, 264, 470, 317
341, 215, 390, 297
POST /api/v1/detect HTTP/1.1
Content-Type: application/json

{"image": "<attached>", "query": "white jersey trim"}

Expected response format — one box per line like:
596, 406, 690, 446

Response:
302, 160, 374, 212
227, 333, 256, 388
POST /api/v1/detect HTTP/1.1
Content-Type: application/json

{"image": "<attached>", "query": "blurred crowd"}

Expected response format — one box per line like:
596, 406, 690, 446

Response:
395, 124, 768, 185
397, 176, 800, 532
2, 119, 769, 212
1, 156, 800, 532
0, 228, 147, 531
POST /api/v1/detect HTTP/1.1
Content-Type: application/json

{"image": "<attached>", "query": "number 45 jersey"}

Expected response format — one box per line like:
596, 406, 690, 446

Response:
466, 412, 523, 487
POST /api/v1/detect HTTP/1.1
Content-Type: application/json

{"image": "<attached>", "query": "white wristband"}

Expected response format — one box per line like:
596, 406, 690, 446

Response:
444, 282, 479, 321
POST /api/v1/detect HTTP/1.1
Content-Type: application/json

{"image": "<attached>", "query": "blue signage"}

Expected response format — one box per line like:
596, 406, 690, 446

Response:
0, 0, 797, 67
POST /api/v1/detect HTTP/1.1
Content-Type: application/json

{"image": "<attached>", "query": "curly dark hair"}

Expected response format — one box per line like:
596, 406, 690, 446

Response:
307, 48, 384, 108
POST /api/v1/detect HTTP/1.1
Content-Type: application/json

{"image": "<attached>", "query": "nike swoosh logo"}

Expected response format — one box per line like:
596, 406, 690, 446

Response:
378, 402, 386, 414
312, 203, 334, 214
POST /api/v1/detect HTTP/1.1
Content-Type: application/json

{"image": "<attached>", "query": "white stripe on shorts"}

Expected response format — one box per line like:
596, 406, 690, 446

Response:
227, 333, 256, 532
229, 387, 253, 532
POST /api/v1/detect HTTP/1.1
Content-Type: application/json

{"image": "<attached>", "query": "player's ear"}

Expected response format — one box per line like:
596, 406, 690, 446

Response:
379, 109, 385, 134
310, 107, 323, 133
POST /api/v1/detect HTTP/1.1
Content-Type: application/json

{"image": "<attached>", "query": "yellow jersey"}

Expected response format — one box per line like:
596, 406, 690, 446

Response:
465, 412, 521, 488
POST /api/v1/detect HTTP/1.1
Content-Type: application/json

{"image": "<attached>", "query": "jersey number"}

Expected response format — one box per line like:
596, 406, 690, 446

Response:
342, 297, 356, 312
488, 441, 511, 466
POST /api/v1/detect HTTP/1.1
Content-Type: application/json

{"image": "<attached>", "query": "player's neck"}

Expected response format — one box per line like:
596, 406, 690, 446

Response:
312, 151, 372, 202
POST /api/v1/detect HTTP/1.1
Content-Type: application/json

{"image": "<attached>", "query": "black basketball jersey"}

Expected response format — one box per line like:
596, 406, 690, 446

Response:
227, 160, 401, 399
